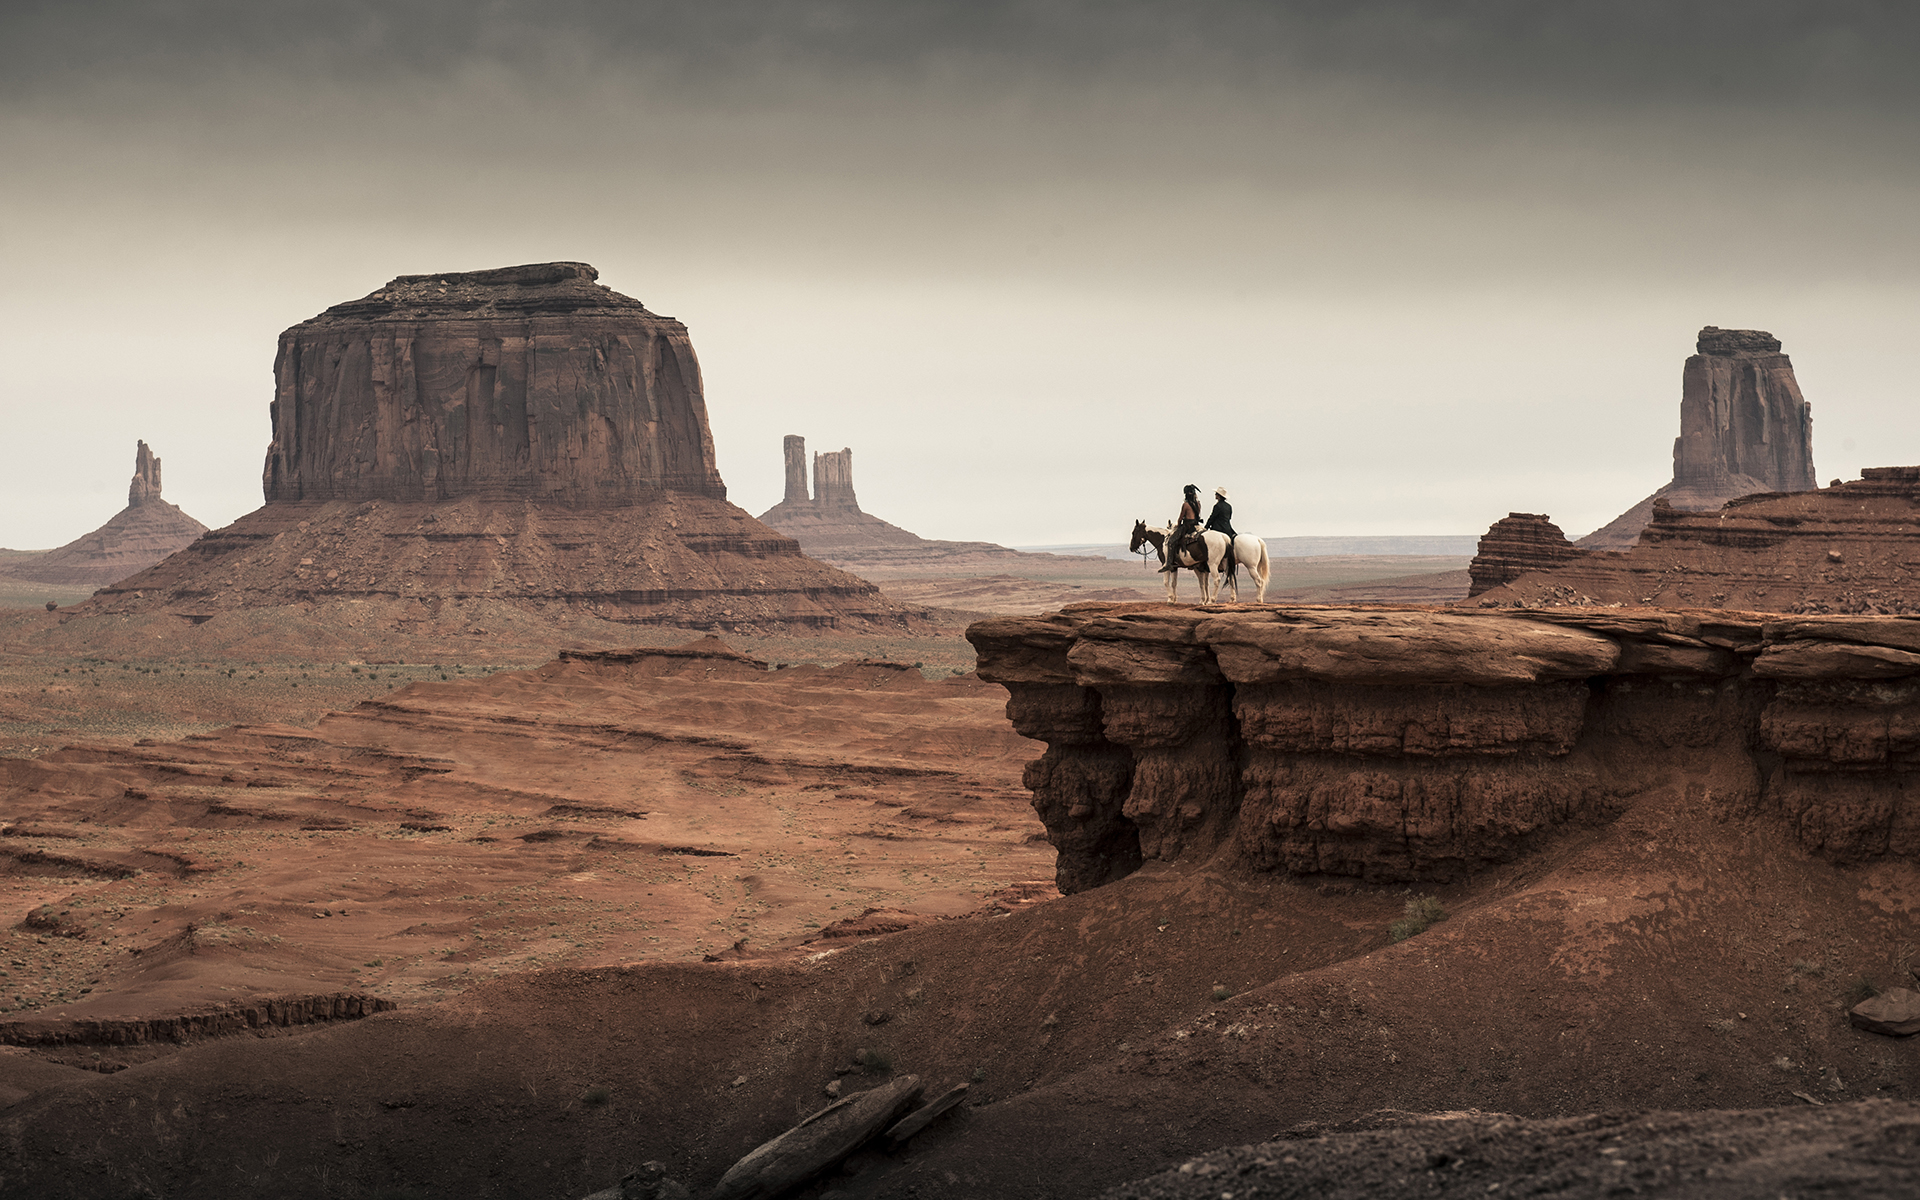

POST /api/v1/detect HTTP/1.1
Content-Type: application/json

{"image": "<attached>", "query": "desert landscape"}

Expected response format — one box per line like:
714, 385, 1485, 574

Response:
7, 6, 1920, 1198
2, 260, 1917, 1200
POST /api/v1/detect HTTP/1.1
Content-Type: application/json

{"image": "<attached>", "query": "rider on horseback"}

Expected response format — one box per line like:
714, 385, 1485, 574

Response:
1160, 484, 1204, 573
1206, 487, 1236, 539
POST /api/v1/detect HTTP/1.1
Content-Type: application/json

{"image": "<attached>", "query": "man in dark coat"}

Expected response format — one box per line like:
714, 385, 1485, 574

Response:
1205, 487, 1236, 539
1161, 484, 1203, 573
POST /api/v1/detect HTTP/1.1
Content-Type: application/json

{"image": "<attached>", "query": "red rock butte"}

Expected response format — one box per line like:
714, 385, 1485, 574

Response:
0, 441, 208, 588
1575, 325, 1817, 551
1467, 467, 1920, 614
261, 262, 724, 505
86, 265, 923, 636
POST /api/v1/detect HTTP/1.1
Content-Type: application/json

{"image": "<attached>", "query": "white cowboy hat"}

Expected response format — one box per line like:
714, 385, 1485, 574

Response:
1214, 487, 1229, 499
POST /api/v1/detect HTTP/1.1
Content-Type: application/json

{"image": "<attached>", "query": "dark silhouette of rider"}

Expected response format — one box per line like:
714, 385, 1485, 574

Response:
1161, 484, 1203, 573
1206, 487, 1236, 539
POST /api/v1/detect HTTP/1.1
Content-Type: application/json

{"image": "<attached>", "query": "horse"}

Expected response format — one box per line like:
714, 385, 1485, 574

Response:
1129, 520, 1272, 604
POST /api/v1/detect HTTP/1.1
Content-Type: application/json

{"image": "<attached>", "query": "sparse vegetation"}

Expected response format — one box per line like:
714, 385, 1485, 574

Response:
856, 1047, 893, 1075
580, 1086, 611, 1107
1791, 959, 1823, 977
1389, 894, 1448, 942
1211, 986, 1233, 1001
1846, 977, 1880, 1005
969, 1067, 986, 1084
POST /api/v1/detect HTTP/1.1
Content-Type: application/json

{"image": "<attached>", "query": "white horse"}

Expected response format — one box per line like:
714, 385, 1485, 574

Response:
1129, 520, 1272, 604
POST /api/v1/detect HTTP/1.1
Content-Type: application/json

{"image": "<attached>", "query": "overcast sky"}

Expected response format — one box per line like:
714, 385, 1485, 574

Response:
3, 1, 1917, 549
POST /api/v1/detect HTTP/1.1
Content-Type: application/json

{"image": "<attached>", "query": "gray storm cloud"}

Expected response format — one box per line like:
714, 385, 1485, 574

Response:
2, 1, 1917, 547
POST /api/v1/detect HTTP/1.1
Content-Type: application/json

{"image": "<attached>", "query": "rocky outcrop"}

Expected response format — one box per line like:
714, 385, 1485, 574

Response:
0, 992, 395, 1047
128, 439, 163, 505
1579, 326, 1816, 548
812, 447, 856, 508
80, 267, 928, 634
0, 441, 208, 588
1470, 467, 1920, 614
970, 602, 1920, 891
1465, 513, 1581, 597
757, 436, 1092, 584
758, 436, 929, 553
263, 262, 724, 505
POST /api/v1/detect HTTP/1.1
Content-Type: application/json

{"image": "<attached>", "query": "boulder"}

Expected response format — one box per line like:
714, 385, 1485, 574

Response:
709, 1075, 923, 1200
885, 1081, 970, 1147
1849, 988, 1920, 1037
579, 1161, 689, 1200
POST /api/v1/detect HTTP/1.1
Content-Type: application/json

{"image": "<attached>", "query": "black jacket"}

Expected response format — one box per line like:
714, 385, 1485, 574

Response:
1205, 498, 1236, 539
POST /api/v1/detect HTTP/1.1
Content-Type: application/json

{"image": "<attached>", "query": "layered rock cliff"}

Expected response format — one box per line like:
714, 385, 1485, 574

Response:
1465, 513, 1580, 596
1579, 326, 1817, 549
0, 441, 208, 588
970, 602, 1920, 893
83, 267, 925, 634
1470, 467, 1920, 614
263, 263, 725, 505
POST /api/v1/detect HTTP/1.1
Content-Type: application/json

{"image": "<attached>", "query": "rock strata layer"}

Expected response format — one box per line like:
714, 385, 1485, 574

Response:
0, 441, 208, 587
264, 262, 725, 504
1470, 467, 1920, 614
1578, 326, 1816, 549
970, 602, 1920, 891
1466, 513, 1580, 597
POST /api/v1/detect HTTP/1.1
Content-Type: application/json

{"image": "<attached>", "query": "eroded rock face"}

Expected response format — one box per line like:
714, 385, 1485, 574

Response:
1579, 326, 1816, 549
263, 262, 725, 505
970, 602, 1920, 890
1471, 467, 1920, 614
1466, 513, 1581, 597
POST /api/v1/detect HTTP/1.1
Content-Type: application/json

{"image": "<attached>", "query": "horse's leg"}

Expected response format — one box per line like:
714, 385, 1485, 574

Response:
1254, 543, 1270, 603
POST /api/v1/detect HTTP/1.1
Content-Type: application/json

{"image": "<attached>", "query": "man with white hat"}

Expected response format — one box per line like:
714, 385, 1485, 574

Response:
1205, 487, 1236, 540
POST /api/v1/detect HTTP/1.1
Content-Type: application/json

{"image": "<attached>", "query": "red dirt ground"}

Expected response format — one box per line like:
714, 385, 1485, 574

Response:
3, 628, 1918, 1198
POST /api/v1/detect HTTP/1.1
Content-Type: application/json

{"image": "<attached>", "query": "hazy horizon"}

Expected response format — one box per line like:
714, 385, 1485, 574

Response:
4, 1, 1916, 549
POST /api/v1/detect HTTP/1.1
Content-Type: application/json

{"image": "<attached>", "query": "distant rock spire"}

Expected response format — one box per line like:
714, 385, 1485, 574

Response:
1577, 326, 1817, 549
129, 439, 162, 507
812, 448, 857, 508
782, 435, 809, 503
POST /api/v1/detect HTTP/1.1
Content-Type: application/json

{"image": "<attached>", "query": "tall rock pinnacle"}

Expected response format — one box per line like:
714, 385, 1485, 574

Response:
128, 439, 163, 506
782, 435, 809, 503
1579, 326, 1817, 548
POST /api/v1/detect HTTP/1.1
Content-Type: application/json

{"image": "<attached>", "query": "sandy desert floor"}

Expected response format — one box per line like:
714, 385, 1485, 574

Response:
4, 602, 1919, 1199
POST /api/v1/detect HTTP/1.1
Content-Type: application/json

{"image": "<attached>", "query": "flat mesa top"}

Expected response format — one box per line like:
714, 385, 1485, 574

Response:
1696, 326, 1783, 356
298, 262, 658, 326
